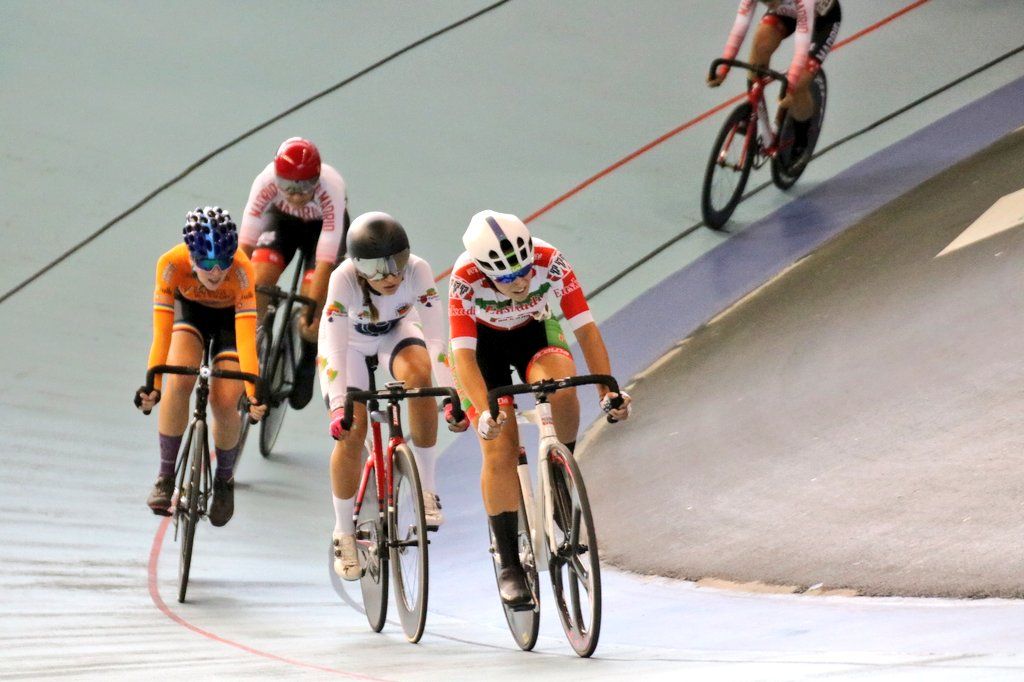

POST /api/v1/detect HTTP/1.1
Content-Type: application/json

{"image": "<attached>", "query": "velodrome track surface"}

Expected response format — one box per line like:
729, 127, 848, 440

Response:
3, 1, 1024, 679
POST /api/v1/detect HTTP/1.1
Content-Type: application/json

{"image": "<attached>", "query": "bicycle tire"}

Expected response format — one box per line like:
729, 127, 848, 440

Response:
258, 330, 290, 457
357, 461, 389, 632
177, 420, 205, 603
771, 69, 828, 189
701, 102, 756, 230
233, 392, 251, 472
546, 445, 601, 657
389, 444, 429, 643
490, 489, 540, 652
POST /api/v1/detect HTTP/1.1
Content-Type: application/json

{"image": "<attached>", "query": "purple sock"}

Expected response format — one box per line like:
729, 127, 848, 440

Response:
214, 444, 239, 481
159, 433, 182, 477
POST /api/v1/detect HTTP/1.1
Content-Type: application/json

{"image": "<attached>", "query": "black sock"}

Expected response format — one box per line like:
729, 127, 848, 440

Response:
564, 440, 576, 453
793, 118, 811, 148
489, 512, 522, 569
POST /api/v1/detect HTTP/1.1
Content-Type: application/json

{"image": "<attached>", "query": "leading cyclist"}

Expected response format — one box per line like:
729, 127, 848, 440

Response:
135, 207, 267, 527
239, 137, 350, 410
447, 210, 631, 607
708, 0, 841, 165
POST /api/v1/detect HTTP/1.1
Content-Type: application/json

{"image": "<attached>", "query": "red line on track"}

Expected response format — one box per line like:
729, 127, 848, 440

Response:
148, 516, 386, 680
433, 0, 933, 283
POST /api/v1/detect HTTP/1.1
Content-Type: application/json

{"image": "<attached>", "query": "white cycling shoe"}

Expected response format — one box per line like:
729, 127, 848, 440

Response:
332, 532, 361, 581
422, 492, 444, 530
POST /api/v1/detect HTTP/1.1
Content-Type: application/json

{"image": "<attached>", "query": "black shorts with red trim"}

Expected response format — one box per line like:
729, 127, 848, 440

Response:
765, 0, 842, 67
474, 317, 570, 390
252, 207, 350, 270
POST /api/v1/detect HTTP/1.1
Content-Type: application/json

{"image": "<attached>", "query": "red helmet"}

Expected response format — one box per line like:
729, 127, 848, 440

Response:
274, 137, 321, 181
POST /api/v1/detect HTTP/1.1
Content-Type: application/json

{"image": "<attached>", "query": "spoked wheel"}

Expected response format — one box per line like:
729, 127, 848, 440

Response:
701, 103, 756, 230
490, 491, 540, 652
771, 69, 828, 189
390, 445, 429, 643
546, 446, 601, 657
177, 421, 206, 604
233, 394, 252, 472
356, 462, 388, 632
259, 330, 290, 458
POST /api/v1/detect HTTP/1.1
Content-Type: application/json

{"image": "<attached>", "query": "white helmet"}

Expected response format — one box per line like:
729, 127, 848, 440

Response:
462, 210, 534, 275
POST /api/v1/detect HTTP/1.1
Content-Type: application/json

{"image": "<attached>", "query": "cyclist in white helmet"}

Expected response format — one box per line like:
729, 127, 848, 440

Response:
447, 210, 632, 607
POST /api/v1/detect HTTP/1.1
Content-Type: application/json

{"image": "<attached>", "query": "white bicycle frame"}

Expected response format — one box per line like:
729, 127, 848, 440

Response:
515, 400, 573, 574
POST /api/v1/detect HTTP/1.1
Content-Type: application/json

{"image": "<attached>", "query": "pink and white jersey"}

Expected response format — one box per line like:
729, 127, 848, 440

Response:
722, 0, 834, 87
238, 162, 348, 264
447, 238, 594, 351
318, 255, 451, 411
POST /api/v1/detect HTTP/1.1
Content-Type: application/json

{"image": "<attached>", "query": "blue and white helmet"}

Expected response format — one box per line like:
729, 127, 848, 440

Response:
462, 210, 533, 275
182, 206, 238, 266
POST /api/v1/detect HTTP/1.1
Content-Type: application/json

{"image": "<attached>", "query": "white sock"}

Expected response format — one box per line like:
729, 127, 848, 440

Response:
413, 444, 438, 495
333, 495, 355, 535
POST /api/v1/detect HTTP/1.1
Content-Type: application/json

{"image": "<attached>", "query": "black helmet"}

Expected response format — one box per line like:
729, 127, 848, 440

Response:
347, 211, 411, 280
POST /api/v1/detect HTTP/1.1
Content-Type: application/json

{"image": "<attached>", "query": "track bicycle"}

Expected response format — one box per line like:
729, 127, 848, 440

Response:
485, 375, 623, 658
700, 58, 828, 229
141, 341, 262, 603
243, 249, 317, 459
341, 356, 465, 643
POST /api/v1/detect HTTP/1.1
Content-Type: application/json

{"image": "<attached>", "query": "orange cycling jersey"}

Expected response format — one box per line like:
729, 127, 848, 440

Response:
146, 243, 259, 396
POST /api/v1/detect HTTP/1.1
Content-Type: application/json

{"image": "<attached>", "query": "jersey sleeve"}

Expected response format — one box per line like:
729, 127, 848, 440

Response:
787, 0, 814, 87
721, 0, 756, 65
233, 256, 259, 398
319, 267, 357, 411
314, 166, 348, 265
146, 249, 179, 391
409, 258, 454, 389
239, 165, 276, 249
448, 269, 478, 352
547, 250, 594, 331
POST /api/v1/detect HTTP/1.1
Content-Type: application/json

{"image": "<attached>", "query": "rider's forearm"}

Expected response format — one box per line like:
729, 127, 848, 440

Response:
307, 260, 333, 317
452, 348, 490, 416
574, 323, 613, 398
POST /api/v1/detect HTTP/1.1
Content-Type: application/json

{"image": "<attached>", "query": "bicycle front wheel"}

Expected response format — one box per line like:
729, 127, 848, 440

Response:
489, 491, 540, 652
701, 103, 756, 230
390, 445, 429, 643
357, 462, 388, 632
177, 420, 206, 603
233, 393, 251, 473
259, 330, 290, 457
546, 445, 601, 657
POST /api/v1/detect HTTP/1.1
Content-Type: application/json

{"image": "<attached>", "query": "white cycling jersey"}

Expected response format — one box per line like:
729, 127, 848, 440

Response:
239, 162, 348, 264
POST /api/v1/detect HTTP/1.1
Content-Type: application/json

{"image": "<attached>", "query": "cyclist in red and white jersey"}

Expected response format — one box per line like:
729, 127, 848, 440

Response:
709, 0, 842, 163
239, 137, 350, 409
447, 210, 631, 607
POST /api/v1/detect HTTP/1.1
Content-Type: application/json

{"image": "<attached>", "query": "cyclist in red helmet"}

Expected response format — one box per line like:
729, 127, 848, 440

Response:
709, 0, 841, 166
239, 137, 350, 409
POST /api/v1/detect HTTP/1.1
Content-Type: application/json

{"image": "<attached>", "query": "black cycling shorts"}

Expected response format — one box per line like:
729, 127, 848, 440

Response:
173, 295, 236, 359
766, 0, 841, 66
253, 207, 350, 270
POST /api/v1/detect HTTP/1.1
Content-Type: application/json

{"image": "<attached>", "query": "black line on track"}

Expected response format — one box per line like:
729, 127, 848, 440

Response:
584, 42, 1024, 303
0, 0, 512, 307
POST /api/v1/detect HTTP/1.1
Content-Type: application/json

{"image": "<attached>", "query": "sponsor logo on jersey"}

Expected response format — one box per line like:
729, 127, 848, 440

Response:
418, 287, 439, 307
547, 253, 570, 281
325, 300, 346, 322
396, 304, 411, 317
449, 277, 473, 300
161, 262, 176, 284
474, 283, 551, 317
319, 191, 335, 230
555, 277, 580, 298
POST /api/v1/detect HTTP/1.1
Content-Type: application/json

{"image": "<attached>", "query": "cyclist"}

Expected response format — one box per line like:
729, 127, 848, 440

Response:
318, 211, 468, 580
239, 137, 350, 410
708, 0, 841, 165
135, 207, 267, 527
447, 210, 631, 607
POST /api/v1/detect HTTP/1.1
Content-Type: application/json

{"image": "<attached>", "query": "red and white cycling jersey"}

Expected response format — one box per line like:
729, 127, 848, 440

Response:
238, 162, 348, 264
722, 0, 836, 88
448, 238, 594, 351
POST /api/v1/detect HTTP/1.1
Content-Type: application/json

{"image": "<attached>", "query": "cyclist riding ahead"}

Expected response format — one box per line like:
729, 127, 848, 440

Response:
447, 210, 632, 607
318, 211, 468, 580
708, 0, 841, 167
239, 137, 350, 410
136, 207, 267, 526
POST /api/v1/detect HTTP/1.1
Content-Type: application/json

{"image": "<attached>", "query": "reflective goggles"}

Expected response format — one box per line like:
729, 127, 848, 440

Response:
277, 177, 318, 195
352, 252, 408, 281
194, 256, 232, 272
492, 263, 534, 285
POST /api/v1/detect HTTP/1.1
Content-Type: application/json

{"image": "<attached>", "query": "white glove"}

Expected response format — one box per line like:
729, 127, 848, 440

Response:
601, 391, 632, 421
477, 409, 506, 440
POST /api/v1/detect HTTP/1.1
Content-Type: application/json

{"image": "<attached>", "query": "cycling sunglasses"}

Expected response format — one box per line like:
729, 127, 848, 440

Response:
194, 256, 232, 272
277, 177, 318, 195
353, 255, 404, 281
492, 263, 534, 285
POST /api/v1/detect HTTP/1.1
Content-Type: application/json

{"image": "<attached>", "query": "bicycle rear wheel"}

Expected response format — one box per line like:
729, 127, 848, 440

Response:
259, 330, 290, 457
357, 462, 388, 632
701, 103, 756, 230
390, 444, 429, 643
771, 69, 828, 189
177, 420, 206, 603
546, 445, 601, 657
489, 491, 540, 651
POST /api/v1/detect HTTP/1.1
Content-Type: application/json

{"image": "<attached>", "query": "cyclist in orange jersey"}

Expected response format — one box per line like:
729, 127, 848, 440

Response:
135, 207, 266, 527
